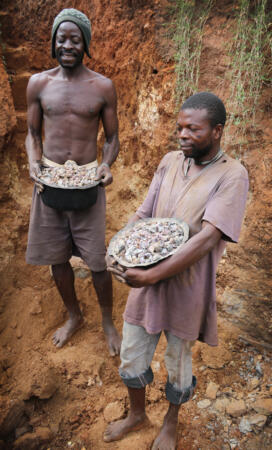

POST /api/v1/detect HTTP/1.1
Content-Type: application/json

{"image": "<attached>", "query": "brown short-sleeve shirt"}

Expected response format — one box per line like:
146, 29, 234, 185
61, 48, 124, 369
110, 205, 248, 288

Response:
124, 151, 249, 345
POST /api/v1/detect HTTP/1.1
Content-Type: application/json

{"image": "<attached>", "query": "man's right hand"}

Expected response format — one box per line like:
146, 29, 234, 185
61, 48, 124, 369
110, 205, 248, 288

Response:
29, 161, 44, 193
106, 253, 128, 284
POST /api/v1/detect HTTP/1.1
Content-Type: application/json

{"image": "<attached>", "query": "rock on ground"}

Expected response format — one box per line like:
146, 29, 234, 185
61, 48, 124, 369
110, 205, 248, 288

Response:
213, 397, 230, 413
239, 414, 267, 434
197, 399, 211, 409
253, 398, 272, 415
206, 381, 219, 399
248, 414, 267, 429
103, 401, 125, 423
239, 416, 252, 434
226, 399, 247, 417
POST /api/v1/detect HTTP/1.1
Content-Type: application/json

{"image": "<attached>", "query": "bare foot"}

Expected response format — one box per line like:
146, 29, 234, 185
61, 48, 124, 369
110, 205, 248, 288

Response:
151, 419, 177, 450
103, 413, 148, 442
102, 318, 121, 356
52, 315, 83, 348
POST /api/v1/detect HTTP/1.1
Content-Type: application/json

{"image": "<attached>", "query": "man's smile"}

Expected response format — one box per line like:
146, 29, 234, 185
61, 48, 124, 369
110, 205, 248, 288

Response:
61, 53, 76, 58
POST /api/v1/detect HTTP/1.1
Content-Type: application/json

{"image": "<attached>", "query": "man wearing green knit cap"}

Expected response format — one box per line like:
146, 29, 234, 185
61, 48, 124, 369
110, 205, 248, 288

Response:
51, 8, 92, 58
25, 8, 121, 355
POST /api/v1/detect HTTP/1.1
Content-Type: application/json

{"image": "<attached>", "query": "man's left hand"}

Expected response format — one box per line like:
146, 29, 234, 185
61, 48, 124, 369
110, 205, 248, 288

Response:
108, 265, 155, 288
96, 163, 113, 187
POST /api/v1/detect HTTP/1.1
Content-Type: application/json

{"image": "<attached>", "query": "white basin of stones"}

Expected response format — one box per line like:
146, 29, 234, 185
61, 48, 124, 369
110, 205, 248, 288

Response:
108, 218, 189, 267
35, 160, 100, 189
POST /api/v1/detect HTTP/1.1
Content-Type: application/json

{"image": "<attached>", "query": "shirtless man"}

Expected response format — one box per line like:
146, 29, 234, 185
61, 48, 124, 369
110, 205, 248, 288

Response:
25, 8, 121, 355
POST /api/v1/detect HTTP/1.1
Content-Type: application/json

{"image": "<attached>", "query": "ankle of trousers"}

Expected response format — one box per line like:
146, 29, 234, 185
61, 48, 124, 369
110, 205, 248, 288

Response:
119, 366, 154, 389
165, 376, 197, 405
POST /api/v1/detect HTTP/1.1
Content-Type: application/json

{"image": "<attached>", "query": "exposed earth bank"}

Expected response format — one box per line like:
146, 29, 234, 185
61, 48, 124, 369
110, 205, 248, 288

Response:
0, 1, 271, 448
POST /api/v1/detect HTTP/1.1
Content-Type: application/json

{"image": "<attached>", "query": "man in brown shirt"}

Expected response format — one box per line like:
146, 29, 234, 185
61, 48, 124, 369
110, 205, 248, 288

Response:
25, 9, 121, 355
104, 93, 248, 448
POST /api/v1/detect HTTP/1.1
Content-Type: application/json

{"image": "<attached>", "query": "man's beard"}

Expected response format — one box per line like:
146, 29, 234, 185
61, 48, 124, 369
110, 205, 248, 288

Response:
187, 142, 213, 164
56, 50, 84, 69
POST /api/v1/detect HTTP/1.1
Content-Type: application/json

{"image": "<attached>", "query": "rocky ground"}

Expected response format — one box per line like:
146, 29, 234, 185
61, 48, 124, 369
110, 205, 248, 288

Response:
0, 252, 271, 449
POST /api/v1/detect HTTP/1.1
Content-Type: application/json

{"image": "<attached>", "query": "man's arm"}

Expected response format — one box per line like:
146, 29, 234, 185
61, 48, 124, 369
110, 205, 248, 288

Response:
25, 74, 44, 182
108, 221, 222, 287
96, 79, 119, 187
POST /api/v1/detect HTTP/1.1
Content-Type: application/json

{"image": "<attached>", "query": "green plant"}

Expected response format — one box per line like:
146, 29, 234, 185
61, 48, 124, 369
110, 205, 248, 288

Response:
224, 0, 270, 151
169, 0, 214, 107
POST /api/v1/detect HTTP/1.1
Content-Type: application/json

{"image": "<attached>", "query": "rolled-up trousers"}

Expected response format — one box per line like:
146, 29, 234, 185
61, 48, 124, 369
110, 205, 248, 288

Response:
119, 321, 197, 405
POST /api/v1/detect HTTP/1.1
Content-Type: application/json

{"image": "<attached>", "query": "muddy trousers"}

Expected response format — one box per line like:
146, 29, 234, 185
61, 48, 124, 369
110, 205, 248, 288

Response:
119, 322, 197, 405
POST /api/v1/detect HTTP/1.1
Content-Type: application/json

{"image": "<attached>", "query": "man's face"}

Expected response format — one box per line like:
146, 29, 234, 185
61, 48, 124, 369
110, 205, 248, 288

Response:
55, 21, 84, 69
176, 108, 220, 162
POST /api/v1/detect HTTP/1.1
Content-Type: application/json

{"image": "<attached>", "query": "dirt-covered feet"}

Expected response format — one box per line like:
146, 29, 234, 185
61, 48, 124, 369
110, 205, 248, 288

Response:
151, 416, 178, 450
52, 315, 83, 348
102, 318, 121, 356
103, 414, 148, 442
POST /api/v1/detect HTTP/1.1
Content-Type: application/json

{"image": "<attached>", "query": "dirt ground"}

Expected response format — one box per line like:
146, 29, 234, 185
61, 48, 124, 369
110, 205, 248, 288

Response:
0, 0, 271, 448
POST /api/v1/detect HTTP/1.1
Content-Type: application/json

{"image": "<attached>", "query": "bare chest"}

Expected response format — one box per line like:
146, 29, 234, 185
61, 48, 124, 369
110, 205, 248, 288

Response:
40, 80, 104, 118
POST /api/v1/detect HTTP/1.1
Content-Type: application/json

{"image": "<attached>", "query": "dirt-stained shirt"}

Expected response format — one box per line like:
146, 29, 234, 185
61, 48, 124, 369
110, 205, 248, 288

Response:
124, 151, 249, 345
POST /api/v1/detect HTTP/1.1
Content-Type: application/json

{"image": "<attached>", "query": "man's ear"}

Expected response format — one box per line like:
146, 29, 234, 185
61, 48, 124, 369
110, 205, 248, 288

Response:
212, 124, 223, 140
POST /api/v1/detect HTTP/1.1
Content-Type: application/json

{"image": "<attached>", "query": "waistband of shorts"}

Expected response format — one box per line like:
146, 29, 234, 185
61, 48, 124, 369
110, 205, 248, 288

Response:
41, 155, 98, 169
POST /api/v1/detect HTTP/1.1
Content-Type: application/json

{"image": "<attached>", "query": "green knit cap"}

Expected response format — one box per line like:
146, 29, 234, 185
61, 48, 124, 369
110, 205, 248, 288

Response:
51, 8, 91, 58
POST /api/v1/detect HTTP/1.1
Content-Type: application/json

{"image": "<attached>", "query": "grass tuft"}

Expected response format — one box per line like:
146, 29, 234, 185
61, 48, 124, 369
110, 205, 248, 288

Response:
169, 0, 214, 107
224, 0, 271, 153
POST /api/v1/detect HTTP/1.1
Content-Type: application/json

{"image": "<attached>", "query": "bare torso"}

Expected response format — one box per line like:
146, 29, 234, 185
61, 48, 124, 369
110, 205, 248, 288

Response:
26, 62, 119, 171
38, 67, 110, 164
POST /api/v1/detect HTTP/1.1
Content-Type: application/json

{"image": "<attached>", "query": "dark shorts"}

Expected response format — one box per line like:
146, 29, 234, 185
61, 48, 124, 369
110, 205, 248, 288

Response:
26, 185, 107, 272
